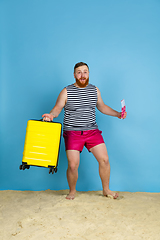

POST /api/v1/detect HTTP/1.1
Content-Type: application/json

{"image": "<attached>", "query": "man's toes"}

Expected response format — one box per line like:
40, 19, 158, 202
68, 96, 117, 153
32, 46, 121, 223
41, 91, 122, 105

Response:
66, 194, 75, 200
113, 193, 119, 199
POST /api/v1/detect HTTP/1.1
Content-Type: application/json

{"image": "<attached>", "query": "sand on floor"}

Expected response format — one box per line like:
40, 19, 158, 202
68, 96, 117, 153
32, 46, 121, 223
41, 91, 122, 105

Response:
0, 190, 160, 240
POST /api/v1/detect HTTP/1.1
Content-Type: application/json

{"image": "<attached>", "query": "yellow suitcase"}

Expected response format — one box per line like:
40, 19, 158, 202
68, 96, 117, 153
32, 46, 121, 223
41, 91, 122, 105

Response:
19, 120, 62, 174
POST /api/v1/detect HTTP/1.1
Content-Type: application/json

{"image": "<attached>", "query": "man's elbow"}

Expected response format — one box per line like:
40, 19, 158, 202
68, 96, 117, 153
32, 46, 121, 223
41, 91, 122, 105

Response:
97, 106, 104, 114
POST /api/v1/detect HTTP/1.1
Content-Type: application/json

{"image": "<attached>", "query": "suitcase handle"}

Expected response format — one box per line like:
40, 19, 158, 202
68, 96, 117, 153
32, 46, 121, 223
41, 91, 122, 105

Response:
40, 119, 53, 122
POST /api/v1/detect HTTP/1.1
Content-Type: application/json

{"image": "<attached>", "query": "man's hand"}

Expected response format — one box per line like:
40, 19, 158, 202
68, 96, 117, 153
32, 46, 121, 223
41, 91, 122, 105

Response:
42, 113, 54, 122
118, 112, 127, 119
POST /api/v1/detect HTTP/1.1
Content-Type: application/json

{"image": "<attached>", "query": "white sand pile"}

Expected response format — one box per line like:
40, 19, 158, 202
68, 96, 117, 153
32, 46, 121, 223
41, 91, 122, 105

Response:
0, 190, 160, 239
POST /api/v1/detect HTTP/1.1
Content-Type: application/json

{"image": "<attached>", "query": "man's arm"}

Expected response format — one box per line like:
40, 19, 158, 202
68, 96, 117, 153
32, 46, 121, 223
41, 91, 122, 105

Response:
42, 88, 67, 121
96, 87, 125, 119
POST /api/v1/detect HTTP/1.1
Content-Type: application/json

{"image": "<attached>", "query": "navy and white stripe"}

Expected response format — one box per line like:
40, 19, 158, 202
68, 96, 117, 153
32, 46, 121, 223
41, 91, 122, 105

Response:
63, 84, 98, 131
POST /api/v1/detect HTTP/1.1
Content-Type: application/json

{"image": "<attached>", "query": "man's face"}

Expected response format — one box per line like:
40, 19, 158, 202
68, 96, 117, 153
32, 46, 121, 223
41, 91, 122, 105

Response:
74, 65, 89, 88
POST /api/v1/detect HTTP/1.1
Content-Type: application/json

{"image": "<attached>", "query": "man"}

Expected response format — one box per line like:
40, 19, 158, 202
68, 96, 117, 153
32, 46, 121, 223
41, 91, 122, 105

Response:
42, 62, 127, 200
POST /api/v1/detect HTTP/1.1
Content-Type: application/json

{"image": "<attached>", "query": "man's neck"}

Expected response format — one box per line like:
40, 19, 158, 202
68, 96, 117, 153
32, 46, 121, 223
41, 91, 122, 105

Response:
74, 83, 89, 88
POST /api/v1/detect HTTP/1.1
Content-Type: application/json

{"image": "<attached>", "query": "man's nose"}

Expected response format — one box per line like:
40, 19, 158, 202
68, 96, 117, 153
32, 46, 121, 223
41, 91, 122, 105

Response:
82, 73, 85, 78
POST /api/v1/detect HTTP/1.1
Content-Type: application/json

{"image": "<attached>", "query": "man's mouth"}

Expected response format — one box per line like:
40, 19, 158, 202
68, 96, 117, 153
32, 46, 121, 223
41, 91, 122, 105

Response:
75, 77, 89, 88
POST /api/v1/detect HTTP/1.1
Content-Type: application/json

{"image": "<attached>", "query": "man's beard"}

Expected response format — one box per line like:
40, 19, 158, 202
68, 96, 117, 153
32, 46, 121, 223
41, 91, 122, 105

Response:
75, 77, 89, 88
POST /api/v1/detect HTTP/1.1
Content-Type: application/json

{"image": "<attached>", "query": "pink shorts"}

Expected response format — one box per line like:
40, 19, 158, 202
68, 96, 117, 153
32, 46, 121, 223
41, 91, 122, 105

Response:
63, 129, 105, 152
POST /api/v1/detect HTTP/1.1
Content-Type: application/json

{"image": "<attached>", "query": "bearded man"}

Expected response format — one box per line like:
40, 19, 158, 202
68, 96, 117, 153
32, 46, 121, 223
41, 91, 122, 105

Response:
42, 62, 127, 200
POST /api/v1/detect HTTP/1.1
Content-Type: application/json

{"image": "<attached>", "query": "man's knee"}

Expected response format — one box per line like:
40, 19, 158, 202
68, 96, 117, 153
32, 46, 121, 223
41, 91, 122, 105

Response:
66, 150, 80, 173
68, 162, 79, 173
100, 155, 109, 166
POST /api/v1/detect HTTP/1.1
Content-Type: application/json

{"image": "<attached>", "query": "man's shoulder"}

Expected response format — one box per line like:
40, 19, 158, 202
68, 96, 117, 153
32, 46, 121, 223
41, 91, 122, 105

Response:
65, 84, 74, 89
88, 83, 97, 89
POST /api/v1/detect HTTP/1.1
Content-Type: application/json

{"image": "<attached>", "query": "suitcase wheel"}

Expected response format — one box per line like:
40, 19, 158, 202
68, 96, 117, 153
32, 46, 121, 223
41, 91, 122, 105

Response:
19, 164, 25, 170
22, 164, 26, 170
19, 163, 30, 170
49, 167, 57, 174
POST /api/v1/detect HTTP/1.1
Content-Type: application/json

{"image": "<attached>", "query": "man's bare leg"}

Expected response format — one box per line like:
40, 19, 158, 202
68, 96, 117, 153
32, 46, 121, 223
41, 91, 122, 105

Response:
90, 143, 119, 199
66, 150, 80, 200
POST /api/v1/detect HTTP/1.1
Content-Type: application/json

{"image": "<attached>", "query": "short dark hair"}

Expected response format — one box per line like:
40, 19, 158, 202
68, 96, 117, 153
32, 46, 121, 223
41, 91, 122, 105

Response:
74, 62, 89, 73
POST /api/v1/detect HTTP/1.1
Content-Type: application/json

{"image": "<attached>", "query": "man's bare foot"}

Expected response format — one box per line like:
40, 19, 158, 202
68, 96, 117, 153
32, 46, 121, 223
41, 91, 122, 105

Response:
66, 191, 76, 200
103, 190, 119, 199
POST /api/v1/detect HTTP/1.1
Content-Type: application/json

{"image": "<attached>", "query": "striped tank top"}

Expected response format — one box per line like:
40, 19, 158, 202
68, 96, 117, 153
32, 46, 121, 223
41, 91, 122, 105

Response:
63, 83, 98, 131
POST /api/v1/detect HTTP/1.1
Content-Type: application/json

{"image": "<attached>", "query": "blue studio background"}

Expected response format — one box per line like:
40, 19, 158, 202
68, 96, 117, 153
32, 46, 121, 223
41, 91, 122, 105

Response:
0, 0, 160, 192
